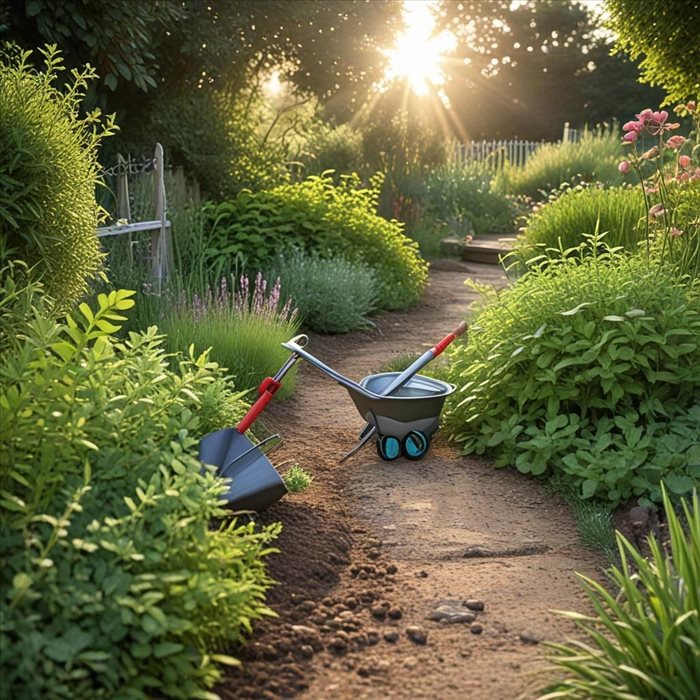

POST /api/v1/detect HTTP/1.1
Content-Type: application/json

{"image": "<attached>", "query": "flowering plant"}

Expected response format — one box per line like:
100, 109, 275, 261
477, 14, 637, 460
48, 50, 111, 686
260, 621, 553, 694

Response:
618, 101, 700, 277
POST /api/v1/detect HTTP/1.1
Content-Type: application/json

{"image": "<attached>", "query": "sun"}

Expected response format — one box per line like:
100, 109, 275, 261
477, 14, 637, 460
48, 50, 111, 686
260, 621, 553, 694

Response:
381, 0, 456, 97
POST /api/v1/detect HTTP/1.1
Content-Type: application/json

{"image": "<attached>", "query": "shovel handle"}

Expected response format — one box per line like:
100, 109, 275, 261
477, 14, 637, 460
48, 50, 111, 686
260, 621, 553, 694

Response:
431, 320, 468, 357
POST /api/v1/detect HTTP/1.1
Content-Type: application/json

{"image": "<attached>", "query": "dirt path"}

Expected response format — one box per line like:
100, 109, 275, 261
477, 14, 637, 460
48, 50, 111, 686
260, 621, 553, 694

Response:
221, 263, 604, 700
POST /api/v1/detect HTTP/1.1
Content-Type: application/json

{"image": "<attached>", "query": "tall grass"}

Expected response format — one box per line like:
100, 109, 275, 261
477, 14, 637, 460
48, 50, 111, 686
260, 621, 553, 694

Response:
161, 273, 300, 398
510, 185, 646, 268
540, 487, 700, 699
496, 129, 624, 199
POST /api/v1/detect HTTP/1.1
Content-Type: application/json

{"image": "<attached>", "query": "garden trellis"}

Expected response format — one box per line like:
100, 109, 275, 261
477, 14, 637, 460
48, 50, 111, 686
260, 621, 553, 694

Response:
97, 143, 173, 283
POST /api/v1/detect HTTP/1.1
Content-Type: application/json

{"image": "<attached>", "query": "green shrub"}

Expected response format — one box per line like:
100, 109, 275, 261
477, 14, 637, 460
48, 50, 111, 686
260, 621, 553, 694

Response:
445, 246, 700, 506
0, 45, 115, 303
425, 161, 518, 235
269, 250, 377, 334
0, 279, 278, 699
202, 173, 428, 310
512, 186, 646, 267
162, 273, 301, 397
540, 486, 700, 699
495, 130, 624, 199
300, 123, 365, 178
283, 465, 313, 493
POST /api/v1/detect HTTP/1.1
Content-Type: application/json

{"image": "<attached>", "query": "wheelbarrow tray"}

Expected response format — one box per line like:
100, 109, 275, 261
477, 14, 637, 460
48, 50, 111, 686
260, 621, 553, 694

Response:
350, 372, 455, 440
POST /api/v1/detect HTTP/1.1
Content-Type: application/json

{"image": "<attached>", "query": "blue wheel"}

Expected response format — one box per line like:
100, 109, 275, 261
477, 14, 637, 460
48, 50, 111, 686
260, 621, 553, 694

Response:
377, 435, 401, 461
401, 431, 430, 460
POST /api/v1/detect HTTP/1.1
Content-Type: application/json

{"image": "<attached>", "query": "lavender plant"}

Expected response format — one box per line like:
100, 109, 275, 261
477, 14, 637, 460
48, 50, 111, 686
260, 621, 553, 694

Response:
162, 272, 300, 397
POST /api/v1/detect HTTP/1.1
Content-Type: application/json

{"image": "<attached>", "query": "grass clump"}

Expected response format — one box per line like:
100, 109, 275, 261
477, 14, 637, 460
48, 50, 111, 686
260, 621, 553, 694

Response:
161, 272, 300, 398
269, 250, 378, 334
283, 465, 314, 493
540, 487, 700, 699
496, 130, 623, 199
0, 45, 116, 304
445, 243, 700, 507
512, 186, 645, 268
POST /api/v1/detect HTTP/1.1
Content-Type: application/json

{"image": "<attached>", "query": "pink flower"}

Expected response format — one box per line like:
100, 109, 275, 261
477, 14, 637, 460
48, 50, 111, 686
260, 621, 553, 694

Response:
636, 108, 653, 122
645, 185, 659, 194
677, 171, 690, 183
623, 120, 642, 132
679, 154, 691, 168
648, 203, 665, 218
670, 227, 683, 238
618, 160, 631, 173
692, 168, 700, 182
642, 146, 659, 160
666, 135, 686, 150
623, 131, 638, 143
646, 110, 669, 134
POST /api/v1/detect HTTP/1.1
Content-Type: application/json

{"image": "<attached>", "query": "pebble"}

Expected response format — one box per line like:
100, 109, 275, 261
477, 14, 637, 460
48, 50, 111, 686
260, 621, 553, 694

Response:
416, 570, 429, 578
383, 630, 399, 643
403, 655, 418, 669
296, 600, 316, 613
299, 645, 314, 658
464, 599, 485, 611
630, 506, 649, 528
428, 603, 475, 624
328, 636, 348, 653
519, 631, 541, 645
388, 606, 403, 620
406, 625, 428, 645
386, 564, 398, 575
366, 629, 380, 646
470, 624, 483, 635
345, 596, 358, 610
371, 605, 387, 620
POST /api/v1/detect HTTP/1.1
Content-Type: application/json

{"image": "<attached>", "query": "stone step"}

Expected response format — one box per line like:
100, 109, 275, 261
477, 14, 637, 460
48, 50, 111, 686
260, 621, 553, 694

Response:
441, 234, 517, 265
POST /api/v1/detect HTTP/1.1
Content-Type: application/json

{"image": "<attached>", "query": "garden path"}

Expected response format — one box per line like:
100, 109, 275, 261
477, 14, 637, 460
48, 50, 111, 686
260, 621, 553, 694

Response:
221, 263, 604, 700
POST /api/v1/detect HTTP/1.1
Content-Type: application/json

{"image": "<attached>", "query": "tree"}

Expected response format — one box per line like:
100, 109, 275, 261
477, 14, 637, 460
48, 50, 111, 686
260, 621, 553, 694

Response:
605, 0, 700, 104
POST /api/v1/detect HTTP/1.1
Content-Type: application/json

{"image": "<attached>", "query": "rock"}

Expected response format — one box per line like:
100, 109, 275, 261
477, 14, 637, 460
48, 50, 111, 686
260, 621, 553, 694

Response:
464, 599, 485, 612
416, 570, 429, 578
345, 596, 358, 610
261, 643, 278, 660
350, 632, 368, 646
296, 600, 316, 613
328, 636, 348, 653
519, 631, 540, 645
338, 610, 354, 620
368, 549, 380, 560
366, 629, 380, 646
383, 630, 399, 643
470, 624, 483, 635
299, 645, 314, 659
371, 605, 387, 620
428, 603, 475, 624
406, 625, 428, 645
358, 571, 368, 580
630, 506, 650, 528
386, 564, 398, 575
403, 655, 418, 669
388, 606, 403, 620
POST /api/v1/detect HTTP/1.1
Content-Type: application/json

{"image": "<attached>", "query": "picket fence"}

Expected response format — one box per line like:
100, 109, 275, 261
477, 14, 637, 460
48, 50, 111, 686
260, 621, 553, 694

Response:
454, 122, 580, 170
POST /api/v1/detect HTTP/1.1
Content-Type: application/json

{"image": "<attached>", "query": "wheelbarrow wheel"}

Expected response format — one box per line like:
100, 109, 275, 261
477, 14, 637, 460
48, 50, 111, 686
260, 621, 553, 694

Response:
401, 431, 430, 460
377, 435, 401, 461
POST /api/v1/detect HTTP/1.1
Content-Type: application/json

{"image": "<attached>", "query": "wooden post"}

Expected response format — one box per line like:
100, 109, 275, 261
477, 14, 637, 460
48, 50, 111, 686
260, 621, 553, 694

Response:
116, 154, 133, 266
151, 143, 172, 286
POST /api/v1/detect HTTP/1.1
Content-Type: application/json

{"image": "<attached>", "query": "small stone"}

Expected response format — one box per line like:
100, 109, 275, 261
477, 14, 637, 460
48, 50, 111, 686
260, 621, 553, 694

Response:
261, 643, 278, 660
366, 629, 380, 646
470, 624, 483, 635
406, 625, 428, 645
428, 603, 475, 624
519, 631, 540, 645
297, 600, 316, 613
357, 665, 371, 678
388, 607, 403, 620
464, 599, 485, 612
416, 570, 429, 578
368, 549, 380, 560
338, 610, 354, 620
403, 655, 418, 669
383, 630, 399, 643
329, 636, 348, 653
630, 506, 650, 528
345, 596, 358, 610
386, 564, 398, 575
358, 571, 368, 580
371, 605, 387, 620
299, 645, 314, 658
350, 632, 368, 646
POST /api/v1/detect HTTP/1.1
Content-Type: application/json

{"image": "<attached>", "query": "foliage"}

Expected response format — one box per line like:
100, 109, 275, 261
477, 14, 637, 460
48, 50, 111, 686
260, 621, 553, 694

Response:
203, 173, 428, 310
495, 130, 623, 199
445, 245, 700, 506
512, 185, 645, 267
540, 487, 700, 699
300, 122, 365, 179
0, 45, 115, 303
606, 0, 700, 106
162, 273, 300, 398
425, 161, 517, 235
0, 276, 278, 699
269, 250, 377, 334
283, 466, 313, 494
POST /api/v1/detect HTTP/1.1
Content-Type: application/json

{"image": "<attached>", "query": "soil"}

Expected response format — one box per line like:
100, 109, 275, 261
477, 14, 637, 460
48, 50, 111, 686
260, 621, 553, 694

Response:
218, 261, 605, 700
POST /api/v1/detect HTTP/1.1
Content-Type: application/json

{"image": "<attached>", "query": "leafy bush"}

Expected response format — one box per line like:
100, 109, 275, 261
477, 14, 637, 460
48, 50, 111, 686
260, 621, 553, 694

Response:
300, 122, 365, 178
0, 45, 115, 303
446, 246, 700, 506
541, 486, 700, 699
283, 465, 313, 493
0, 277, 279, 699
512, 185, 645, 266
269, 250, 377, 334
162, 273, 300, 397
203, 173, 428, 310
425, 161, 518, 235
495, 130, 624, 199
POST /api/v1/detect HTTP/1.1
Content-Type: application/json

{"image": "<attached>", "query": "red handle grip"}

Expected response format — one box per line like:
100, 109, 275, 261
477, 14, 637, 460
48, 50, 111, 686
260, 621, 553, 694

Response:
431, 320, 468, 357
236, 377, 281, 434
